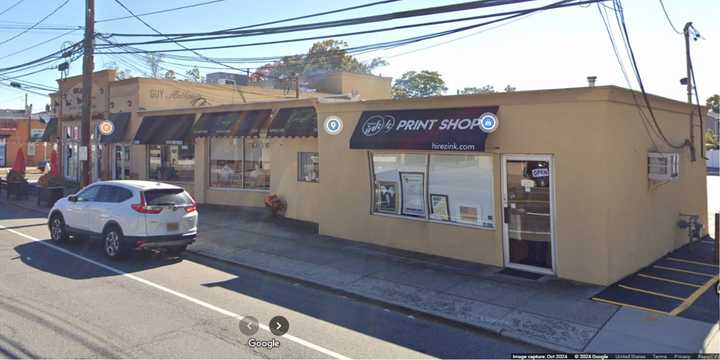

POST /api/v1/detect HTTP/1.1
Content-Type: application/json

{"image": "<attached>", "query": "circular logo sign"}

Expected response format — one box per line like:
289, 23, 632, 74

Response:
361, 115, 395, 137
323, 116, 343, 135
98, 120, 114, 136
479, 113, 498, 133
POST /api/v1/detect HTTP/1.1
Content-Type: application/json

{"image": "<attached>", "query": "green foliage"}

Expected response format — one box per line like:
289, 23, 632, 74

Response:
392, 70, 447, 98
185, 66, 202, 82
252, 40, 388, 83
706, 129, 719, 150
458, 85, 495, 95
706, 94, 719, 114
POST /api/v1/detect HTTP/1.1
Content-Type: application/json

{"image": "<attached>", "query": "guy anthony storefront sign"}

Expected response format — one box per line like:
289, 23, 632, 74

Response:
349, 106, 499, 151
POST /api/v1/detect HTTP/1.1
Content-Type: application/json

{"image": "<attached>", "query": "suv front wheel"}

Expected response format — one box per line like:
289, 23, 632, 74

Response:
103, 226, 129, 260
49, 214, 69, 243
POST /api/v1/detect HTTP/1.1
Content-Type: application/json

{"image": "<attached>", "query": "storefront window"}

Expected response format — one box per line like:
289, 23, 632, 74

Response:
208, 137, 271, 190
428, 155, 495, 228
371, 153, 426, 217
148, 144, 195, 182
210, 138, 243, 188
370, 153, 495, 228
298, 152, 319, 182
244, 138, 270, 190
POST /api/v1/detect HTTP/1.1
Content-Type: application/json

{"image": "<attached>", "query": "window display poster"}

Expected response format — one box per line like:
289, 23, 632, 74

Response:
400, 172, 426, 217
459, 205, 480, 224
376, 181, 398, 213
430, 194, 450, 221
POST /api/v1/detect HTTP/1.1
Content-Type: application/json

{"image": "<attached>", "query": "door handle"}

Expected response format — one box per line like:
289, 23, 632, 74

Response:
503, 207, 510, 224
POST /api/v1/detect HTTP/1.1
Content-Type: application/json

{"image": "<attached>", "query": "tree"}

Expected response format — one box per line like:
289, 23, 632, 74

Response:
185, 66, 202, 82
163, 70, 176, 80
252, 40, 388, 83
115, 69, 132, 80
146, 53, 164, 78
392, 70, 447, 98
504, 85, 516, 92
707, 94, 719, 114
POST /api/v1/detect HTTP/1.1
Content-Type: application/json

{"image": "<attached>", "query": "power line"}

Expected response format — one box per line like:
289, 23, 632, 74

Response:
0, 0, 71, 47
97, 0, 226, 23
658, 0, 682, 35
596, 2, 659, 148
0, 0, 25, 17
96, 0, 594, 54
612, 0, 687, 150
0, 28, 79, 60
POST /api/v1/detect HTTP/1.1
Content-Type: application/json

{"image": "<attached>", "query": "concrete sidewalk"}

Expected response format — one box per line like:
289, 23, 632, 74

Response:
2, 195, 718, 354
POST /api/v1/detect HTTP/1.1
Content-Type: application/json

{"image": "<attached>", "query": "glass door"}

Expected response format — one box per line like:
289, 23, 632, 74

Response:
0, 137, 6, 167
502, 155, 555, 274
113, 144, 130, 180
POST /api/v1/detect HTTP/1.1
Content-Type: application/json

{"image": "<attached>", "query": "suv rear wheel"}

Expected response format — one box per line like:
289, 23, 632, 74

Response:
49, 214, 69, 243
103, 226, 129, 259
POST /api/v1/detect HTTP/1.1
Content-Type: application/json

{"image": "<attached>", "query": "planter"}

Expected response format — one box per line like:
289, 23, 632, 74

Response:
6, 181, 29, 200
37, 187, 64, 207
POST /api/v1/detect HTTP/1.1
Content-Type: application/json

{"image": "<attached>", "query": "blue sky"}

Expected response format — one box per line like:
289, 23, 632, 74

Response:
0, 0, 718, 111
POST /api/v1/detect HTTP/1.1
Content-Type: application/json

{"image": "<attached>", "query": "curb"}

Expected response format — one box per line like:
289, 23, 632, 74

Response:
1, 198, 562, 352
185, 248, 565, 352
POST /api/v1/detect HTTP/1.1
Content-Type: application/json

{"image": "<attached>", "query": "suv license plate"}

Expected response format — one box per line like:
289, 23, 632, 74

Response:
167, 223, 179, 232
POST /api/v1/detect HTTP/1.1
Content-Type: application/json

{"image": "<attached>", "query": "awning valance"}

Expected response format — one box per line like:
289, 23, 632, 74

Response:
349, 106, 499, 152
193, 110, 271, 137
38, 117, 58, 142
99, 112, 131, 143
267, 107, 317, 137
132, 113, 196, 145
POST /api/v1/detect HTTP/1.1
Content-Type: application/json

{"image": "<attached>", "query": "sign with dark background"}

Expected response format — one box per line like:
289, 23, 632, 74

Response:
349, 106, 498, 152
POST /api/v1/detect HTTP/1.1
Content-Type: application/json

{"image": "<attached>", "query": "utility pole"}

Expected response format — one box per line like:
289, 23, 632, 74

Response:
25, 93, 30, 143
683, 22, 696, 162
80, 0, 95, 186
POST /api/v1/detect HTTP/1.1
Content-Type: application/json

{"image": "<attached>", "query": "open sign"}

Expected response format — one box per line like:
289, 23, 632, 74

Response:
99, 120, 114, 136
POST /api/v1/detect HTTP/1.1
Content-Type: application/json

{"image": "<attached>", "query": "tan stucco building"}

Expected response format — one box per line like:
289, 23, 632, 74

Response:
52, 73, 708, 286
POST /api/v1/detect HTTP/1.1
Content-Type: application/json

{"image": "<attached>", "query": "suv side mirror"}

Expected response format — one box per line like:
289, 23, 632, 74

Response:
68, 195, 78, 202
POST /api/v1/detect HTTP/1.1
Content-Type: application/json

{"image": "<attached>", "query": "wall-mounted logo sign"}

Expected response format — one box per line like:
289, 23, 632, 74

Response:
479, 112, 499, 133
350, 106, 499, 152
323, 116, 344, 135
98, 120, 114, 136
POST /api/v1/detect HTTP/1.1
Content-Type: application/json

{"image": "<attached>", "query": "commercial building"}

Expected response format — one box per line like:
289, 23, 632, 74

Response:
0, 109, 49, 167
124, 85, 707, 286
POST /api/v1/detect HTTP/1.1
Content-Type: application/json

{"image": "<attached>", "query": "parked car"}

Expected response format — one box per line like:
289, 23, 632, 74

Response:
37, 160, 50, 172
48, 180, 198, 259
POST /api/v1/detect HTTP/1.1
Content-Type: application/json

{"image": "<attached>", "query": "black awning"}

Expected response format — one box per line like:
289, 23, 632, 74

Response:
349, 106, 499, 152
193, 109, 271, 137
132, 113, 196, 145
99, 112, 131, 143
38, 117, 58, 142
267, 107, 317, 137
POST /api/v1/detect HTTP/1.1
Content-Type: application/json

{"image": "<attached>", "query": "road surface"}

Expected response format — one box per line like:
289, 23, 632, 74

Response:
0, 205, 544, 359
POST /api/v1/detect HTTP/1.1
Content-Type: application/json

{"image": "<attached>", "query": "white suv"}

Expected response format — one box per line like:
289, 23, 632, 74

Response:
48, 180, 198, 259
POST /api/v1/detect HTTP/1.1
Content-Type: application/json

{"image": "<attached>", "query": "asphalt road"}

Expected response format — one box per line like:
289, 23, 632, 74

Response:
0, 204, 544, 359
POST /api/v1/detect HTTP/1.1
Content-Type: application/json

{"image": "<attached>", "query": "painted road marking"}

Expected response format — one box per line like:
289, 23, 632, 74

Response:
636, 273, 701, 288
653, 265, 714, 277
617, 284, 686, 301
666, 257, 718, 267
670, 276, 720, 316
0, 224, 351, 360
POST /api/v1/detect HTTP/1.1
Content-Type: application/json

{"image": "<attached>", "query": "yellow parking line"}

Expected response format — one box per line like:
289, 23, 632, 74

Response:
670, 275, 720, 316
617, 285, 686, 301
653, 265, 714, 277
666, 257, 718, 268
591, 297, 671, 315
637, 273, 701, 288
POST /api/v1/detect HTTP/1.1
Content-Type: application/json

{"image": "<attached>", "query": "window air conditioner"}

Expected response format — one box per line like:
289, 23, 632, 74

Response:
648, 152, 679, 181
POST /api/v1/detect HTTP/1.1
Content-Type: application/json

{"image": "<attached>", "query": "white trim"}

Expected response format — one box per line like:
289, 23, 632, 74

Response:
207, 187, 269, 193
501, 154, 557, 275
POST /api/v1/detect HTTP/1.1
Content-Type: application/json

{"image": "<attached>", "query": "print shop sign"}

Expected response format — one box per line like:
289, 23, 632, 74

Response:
349, 106, 499, 152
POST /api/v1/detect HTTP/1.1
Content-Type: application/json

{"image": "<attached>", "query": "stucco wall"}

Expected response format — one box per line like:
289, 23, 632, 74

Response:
270, 137, 320, 223
603, 88, 708, 284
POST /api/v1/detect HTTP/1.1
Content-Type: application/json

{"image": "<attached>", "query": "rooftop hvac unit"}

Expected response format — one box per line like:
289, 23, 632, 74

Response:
648, 152, 679, 181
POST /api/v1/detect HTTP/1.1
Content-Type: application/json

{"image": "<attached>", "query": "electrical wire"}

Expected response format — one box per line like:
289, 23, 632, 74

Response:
97, 0, 226, 23
613, 0, 687, 150
96, 0, 595, 54
0, 28, 79, 60
0, 0, 71, 47
101, 0, 538, 38
658, 0, 682, 35
596, 2, 659, 148
0, 0, 25, 17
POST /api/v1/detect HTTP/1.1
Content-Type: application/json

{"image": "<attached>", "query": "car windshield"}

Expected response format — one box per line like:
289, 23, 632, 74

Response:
144, 189, 192, 206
